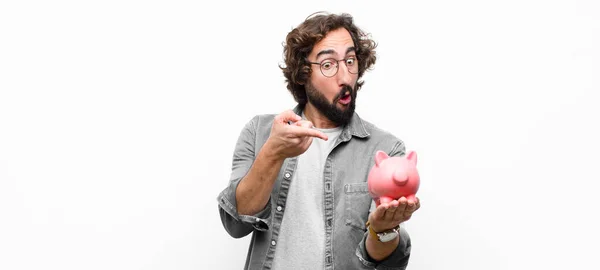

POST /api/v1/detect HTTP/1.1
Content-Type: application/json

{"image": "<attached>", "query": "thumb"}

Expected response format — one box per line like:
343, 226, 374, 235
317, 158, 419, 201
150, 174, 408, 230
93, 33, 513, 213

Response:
277, 110, 301, 124
294, 120, 314, 129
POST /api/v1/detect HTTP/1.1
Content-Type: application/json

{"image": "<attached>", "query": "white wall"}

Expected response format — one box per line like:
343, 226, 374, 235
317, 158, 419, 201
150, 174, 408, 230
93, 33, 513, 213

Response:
1, 0, 598, 269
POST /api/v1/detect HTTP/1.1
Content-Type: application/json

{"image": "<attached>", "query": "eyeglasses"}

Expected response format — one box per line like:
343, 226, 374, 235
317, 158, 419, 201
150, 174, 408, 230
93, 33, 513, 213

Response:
308, 56, 359, 77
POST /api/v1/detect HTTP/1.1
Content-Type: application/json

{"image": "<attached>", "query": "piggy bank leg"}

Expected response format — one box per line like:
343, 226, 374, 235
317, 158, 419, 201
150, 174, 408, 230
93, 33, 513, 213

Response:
406, 194, 417, 203
379, 196, 393, 206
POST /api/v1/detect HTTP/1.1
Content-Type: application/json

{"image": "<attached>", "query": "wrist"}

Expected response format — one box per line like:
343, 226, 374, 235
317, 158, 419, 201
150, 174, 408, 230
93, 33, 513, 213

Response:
366, 218, 399, 233
262, 140, 286, 162
366, 221, 401, 243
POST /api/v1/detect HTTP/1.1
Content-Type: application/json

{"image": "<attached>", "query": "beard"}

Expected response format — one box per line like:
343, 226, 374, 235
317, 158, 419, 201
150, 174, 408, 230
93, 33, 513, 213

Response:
305, 82, 356, 126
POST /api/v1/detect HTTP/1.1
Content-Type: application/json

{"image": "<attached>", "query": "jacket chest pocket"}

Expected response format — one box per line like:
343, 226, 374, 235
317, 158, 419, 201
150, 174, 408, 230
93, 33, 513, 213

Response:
344, 183, 373, 231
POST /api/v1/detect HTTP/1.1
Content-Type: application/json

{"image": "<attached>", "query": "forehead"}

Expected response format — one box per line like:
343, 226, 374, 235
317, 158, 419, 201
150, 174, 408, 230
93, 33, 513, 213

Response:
309, 28, 355, 59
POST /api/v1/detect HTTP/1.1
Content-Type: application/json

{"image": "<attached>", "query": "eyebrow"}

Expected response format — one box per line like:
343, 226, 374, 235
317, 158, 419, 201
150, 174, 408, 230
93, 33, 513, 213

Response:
316, 47, 357, 59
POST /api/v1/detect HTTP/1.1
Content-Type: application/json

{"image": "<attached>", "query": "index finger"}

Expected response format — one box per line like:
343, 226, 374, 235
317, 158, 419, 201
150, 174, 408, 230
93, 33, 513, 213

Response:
373, 203, 388, 220
288, 125, 328, 141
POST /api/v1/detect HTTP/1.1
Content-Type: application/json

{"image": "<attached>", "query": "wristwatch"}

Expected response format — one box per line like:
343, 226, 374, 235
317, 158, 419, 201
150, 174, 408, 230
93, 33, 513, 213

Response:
366, 221, 400, 242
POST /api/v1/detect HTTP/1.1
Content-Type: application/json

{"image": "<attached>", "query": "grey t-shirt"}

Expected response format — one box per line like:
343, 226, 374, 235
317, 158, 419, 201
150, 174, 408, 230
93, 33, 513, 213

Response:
271, 121, 342, 269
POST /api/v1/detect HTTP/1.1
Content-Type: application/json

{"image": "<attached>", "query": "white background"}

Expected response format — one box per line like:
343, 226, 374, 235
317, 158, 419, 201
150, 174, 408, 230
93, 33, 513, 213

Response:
1, 0, 599, 269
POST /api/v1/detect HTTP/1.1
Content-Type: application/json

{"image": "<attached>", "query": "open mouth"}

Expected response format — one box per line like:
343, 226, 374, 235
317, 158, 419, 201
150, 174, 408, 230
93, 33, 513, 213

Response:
338, 92, 351, 105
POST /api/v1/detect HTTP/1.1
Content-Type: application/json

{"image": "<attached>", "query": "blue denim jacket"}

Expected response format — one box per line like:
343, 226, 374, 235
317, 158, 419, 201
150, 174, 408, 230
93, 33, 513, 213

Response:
217, 105, 411, 269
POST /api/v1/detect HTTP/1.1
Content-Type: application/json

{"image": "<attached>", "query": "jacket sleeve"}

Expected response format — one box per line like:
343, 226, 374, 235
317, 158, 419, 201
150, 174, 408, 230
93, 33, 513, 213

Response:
355, 226, 412, 269
216, 116, 273, 238
355, 140, 412, 269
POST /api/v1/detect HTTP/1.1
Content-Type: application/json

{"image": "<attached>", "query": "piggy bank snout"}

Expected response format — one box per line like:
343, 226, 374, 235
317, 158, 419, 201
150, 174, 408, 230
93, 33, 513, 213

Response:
392, 170, 408, 186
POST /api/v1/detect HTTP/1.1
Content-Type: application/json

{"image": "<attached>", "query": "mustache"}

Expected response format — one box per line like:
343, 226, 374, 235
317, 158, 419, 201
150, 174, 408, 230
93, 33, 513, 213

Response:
334, 85, 354, 102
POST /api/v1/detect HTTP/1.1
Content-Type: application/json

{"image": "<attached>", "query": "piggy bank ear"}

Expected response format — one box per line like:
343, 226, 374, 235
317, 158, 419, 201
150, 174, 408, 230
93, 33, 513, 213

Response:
375, 151, 389, 167
406, 151, 417, 164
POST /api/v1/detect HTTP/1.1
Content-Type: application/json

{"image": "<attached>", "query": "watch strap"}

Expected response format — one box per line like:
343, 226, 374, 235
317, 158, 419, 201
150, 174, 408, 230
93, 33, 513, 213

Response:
366, 221, 379, 239
365, 221, 400, 242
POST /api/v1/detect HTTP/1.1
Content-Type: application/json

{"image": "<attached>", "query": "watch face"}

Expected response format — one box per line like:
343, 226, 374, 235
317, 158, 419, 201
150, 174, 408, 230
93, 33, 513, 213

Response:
379, 231, 398, 242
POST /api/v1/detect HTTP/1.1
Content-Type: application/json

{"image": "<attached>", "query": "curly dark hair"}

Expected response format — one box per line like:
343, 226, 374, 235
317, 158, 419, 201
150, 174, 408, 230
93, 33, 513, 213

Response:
280, 12, 377, 105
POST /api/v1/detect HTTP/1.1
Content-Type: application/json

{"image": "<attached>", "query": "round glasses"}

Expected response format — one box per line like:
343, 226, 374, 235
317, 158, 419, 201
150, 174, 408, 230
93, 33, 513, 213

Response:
308, 56, 359, 77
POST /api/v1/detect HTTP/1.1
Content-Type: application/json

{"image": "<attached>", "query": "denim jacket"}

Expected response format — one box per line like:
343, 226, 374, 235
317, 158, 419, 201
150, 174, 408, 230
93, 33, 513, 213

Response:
217, 105, 412, 269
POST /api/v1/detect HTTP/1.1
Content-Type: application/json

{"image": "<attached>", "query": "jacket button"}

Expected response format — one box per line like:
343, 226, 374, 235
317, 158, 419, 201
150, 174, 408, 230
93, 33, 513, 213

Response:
277, 206, 283, 211
284, 172, 291, 179
271, 240, 276, 246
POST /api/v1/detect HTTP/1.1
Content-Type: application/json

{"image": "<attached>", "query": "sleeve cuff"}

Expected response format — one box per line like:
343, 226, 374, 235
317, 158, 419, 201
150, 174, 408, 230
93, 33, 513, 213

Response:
217, 190, 273, 231
355, 226, 411, 270
237, 200, 272, 231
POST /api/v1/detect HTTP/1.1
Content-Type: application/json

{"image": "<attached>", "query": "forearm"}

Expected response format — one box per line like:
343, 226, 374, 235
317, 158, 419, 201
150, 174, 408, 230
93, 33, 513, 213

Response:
235, 141, 285, 215
365, 231, 400, 261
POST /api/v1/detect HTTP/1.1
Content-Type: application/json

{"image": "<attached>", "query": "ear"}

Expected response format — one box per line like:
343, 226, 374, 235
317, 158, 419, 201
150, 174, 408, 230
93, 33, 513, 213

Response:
406, 151, 417, 164
374, 151, 389, 167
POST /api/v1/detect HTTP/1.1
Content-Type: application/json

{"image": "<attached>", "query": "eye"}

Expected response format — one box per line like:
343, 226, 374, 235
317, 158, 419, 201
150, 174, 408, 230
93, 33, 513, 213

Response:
346, 57, 356, 66
321, 60, 334, 70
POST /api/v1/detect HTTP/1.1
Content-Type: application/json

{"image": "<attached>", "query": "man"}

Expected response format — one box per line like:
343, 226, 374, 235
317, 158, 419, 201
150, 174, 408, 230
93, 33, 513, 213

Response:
217, 12, 421, 269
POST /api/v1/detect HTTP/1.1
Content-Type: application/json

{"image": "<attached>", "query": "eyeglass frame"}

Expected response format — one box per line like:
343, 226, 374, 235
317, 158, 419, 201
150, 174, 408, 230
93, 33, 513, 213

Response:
307, 56, 359, 78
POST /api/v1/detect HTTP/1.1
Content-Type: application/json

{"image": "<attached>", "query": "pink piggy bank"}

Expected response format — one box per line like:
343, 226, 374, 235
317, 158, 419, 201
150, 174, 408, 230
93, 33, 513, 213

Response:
367, 150, 420, 207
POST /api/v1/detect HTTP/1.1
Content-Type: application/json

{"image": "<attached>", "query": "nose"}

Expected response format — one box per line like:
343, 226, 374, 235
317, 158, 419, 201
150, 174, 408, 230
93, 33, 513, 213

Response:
393, 170, 408, 186
336, 60, 353, 86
